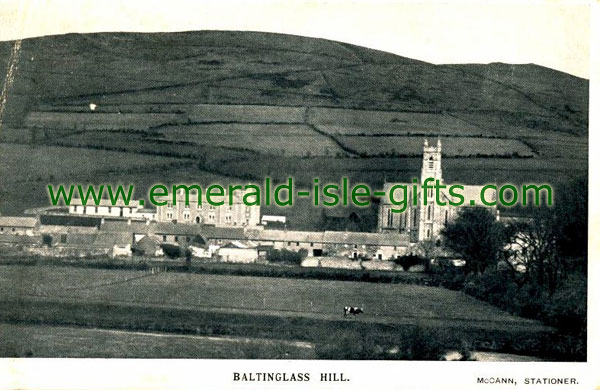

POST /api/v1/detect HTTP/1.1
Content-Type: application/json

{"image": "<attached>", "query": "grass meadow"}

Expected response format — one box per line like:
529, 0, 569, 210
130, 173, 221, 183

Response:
0, 264, 558, 359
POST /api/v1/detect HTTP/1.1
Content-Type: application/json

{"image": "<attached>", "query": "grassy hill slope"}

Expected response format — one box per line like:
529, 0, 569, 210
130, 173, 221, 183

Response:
0, 31, 588, 131
0, 31, 588, 227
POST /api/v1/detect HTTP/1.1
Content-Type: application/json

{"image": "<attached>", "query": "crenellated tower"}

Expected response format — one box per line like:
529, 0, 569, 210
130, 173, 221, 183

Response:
420, 138, 443, 183
418, 139, 443, 241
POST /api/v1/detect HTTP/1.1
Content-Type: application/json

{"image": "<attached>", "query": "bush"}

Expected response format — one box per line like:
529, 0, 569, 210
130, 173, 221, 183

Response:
160, 244, 191, 259
315, 330, 382, 359
430, 260, 466, 290
393, 255, 425, 271
42, 235, 53, 247
542, 275, 587, 334
431, 264, 587, 361
266, 248, 307, 265
314, 325, 458, 360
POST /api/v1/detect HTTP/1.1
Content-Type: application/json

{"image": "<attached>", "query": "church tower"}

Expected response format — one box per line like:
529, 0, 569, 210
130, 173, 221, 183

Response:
418, 139, 443, 241
420, 138, 442, 183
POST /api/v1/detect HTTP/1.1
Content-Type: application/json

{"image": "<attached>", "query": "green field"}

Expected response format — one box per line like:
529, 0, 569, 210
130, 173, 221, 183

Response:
308, 108, 490, 136
0, 265, 539, 323
337, 136, 534, 157
0, 265, 556, 359
0, 323, 315, 359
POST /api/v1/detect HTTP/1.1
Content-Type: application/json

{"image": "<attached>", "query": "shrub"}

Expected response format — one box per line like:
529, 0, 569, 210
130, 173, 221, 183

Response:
160, 244, 190, 259
42, 235, 53, 247
393, 255, 425, 271
542, 275, 587, 333
314, 325, 457, 360
430, 259, 466, 290
315, 330, 373, 359
266, 249, 307, 265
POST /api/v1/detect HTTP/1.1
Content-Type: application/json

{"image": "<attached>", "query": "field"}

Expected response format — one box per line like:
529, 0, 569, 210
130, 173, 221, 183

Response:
308, 108, 490, 136
0, 265, 556, 359
0, 265, 539, 324
156, 123, 343, 157
0, 323, 315, 359
336, 136, 535, 157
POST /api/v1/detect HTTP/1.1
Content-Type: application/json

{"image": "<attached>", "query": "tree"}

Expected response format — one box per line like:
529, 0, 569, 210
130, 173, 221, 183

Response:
266, 248, 307, 265
414, 239, 440, 273
552, 177, 587, 266
42, 234, 53, 247
440, 207, 505, 274
505, 177, 588, 295
160, 243, 189, 259
504, 212, 559, 293
393, 254, 424, 271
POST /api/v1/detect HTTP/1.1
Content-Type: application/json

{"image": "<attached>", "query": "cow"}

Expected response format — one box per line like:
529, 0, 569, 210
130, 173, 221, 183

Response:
344, 306, 364, 317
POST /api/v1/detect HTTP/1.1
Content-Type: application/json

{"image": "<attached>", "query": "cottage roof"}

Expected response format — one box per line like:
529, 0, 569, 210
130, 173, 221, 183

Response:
246, 229, 324, 243
221, 241, 250, 249
100, 221, 246, 240
94, 232, 132, 247
99, 220, 150, 233
245, 228, 408, 247
40, 214, 102, 227
0, 216, 38, 228
137, 208, 157, 214
38, 225, 98, 234
322, 231, 409, 246
136, 235, 162, 246
61, 233, 98, 246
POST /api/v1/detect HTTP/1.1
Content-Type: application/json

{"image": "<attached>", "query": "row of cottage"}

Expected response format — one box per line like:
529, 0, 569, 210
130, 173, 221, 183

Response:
0, 215, 411, 262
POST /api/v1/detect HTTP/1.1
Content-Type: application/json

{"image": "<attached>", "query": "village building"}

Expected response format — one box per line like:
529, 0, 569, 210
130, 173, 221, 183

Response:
244, 229, 409, 260
0, 216, 38, 235
68, 198, 142, 219
98, 220, 246, 247
132, 235, 163, 257
261, 215, 287, 229
135, 208, 158, 221
378, 139, 498, 242
155, 188, 260, 227
218, 241, 259, 263
0, 215, 42, 248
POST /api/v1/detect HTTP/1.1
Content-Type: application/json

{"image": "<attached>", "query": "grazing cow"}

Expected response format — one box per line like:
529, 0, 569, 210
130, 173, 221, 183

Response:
344, 306, 364, 317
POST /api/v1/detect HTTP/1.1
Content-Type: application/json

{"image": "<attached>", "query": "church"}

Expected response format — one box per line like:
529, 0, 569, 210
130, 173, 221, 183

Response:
377, 139, 498, 243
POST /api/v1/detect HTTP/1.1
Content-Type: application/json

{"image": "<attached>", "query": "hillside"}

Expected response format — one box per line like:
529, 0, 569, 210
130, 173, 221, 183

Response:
0, 31, 588, 228
0, 31, 588, 130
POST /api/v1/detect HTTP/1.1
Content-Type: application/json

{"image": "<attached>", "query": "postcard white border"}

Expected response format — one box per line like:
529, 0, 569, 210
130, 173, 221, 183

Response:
0, 0, 597, 389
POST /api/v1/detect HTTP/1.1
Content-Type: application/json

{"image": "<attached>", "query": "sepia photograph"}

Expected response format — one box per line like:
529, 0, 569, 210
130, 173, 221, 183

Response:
0, 0, 596, 388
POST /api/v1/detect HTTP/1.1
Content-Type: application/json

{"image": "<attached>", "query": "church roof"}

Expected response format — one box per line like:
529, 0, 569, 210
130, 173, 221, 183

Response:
380, 182, 497, 208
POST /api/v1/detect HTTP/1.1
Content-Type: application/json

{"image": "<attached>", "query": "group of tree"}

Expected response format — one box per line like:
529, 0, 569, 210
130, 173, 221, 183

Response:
440, 177, 586, 295
438, 177, 587, 360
